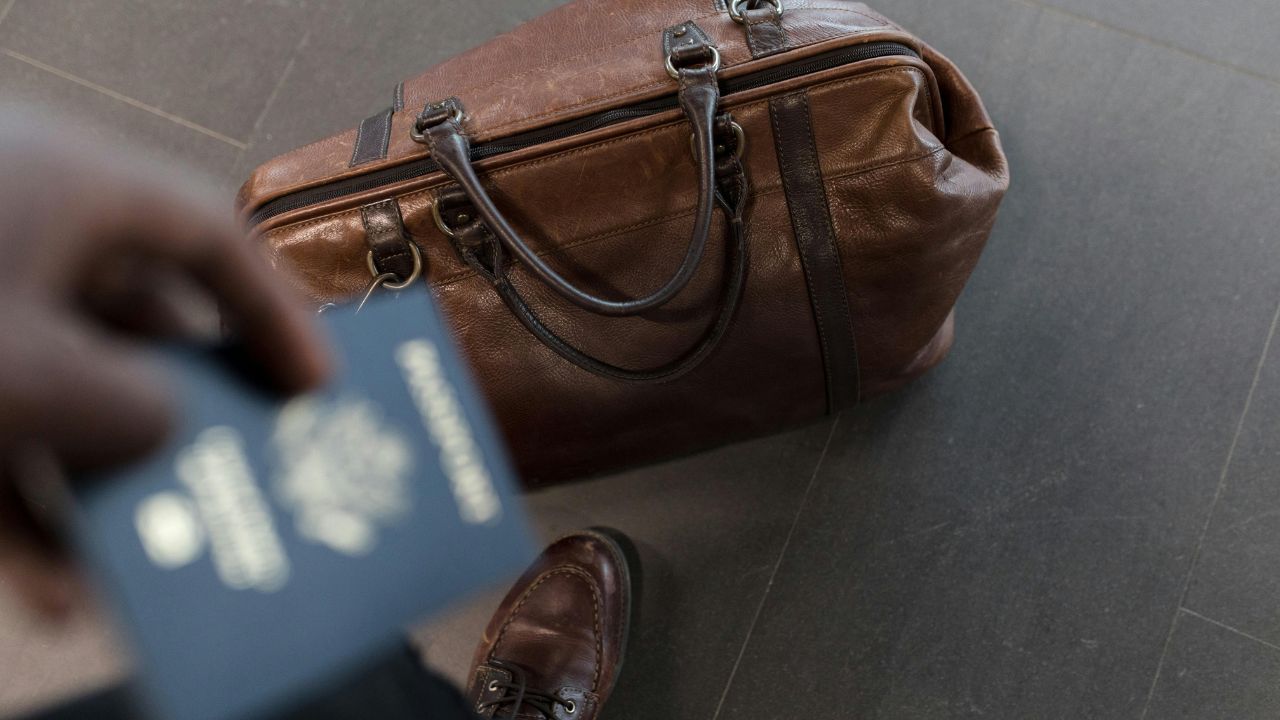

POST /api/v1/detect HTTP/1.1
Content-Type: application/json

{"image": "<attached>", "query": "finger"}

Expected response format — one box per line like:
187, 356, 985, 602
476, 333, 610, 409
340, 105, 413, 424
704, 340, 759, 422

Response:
0, 307, 174, 471
29, 147, 333, 395
0, 547, 81, 620
80, 258, 221, 341
104, 195, 332, 395
183, 222, 335, 395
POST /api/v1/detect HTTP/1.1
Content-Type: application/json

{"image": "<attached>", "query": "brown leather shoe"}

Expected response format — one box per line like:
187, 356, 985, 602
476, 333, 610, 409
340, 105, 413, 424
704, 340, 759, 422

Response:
466, 528, 634, 719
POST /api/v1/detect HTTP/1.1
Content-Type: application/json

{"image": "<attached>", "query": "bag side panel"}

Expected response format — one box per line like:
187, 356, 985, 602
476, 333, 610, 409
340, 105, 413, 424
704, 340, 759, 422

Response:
813, 46, 1008, 399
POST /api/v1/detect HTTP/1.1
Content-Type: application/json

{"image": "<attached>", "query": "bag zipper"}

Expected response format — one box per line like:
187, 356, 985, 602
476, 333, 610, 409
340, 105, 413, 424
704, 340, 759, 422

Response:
248, 40, 918, 227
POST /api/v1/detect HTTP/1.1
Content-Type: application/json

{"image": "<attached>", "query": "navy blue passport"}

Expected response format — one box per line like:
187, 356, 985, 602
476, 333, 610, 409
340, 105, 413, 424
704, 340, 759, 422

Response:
68, 290, 534, 720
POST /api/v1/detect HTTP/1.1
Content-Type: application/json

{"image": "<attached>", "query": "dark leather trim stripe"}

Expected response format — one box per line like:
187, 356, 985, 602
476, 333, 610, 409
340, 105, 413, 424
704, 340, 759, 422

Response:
769, 90, 860, 411
350, 106, 394, 167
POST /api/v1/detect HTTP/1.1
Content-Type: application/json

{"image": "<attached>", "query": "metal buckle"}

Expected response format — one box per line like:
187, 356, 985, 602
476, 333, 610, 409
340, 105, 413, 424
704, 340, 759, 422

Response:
728, 0, 783, 23
410, 102, 465, 143
689, 120, 746, 160
665, 45, 721, 80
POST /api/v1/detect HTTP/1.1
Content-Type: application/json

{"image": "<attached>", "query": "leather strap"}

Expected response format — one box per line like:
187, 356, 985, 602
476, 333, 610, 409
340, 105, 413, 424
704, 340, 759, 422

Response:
440, 130, 749, 383
769, 91, 860, 410
742, 3, 786, 58
350, 106, 395, 167
415, 28, 723, 318
661, 20, 713, 61
360, 199, 417, 281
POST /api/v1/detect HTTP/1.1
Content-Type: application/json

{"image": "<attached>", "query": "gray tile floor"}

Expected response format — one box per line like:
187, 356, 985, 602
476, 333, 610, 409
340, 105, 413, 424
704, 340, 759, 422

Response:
1, 1, 1278, 718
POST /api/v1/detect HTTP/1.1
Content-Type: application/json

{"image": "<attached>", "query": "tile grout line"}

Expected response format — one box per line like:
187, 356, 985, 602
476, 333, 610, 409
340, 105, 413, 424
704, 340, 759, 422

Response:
1009, 0, 1280, 88
232, 29, 310, 174
1178, 607, 1280, 654
1138, 295, 1280, 719
709, 414, 842, 720
0, 48, 247, 149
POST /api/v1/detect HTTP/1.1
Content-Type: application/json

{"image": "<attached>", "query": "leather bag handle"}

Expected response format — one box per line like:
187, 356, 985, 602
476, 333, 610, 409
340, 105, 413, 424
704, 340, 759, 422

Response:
439, 139, 750, 383
414, 48, 725, 318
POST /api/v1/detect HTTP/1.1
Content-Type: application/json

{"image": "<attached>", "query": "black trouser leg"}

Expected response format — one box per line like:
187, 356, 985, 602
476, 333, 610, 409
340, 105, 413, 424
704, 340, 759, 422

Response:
21, 644, 477, 720
283, 644, 477, 720
18, 685, 135, 720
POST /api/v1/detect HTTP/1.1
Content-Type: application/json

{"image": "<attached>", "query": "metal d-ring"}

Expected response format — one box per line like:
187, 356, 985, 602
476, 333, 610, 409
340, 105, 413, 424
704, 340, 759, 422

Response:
665, 45, 721, 80
364, 241, 423, 291
431, 198, 468, 240
689, 120, 746, 160
728, 0, 783, 23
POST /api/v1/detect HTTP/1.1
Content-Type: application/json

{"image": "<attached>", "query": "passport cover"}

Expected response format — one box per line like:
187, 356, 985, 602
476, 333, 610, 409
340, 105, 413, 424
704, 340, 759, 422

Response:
69, 290, 534, 720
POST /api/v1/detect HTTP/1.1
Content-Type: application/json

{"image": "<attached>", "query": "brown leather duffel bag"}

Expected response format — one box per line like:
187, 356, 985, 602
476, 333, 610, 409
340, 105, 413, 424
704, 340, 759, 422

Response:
238, 0, 1008, 484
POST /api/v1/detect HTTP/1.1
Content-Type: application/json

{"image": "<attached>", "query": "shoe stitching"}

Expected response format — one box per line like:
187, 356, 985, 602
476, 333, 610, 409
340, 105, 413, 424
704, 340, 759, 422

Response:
489, 565, 604, 693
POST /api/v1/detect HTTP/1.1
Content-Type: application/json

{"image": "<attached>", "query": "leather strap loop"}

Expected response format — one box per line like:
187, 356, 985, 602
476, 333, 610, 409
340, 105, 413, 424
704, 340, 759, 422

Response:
360, 198, 418, 282
416, 40, 724, 318
742, 4, 787, 58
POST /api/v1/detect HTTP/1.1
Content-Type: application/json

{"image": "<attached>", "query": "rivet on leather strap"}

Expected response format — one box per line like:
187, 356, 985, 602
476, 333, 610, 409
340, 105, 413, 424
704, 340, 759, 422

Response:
661, 20, 716, 78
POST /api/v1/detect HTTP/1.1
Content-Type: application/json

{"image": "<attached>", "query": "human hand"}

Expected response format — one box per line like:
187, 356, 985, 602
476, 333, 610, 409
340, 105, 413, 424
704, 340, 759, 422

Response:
0, 115, 332, 618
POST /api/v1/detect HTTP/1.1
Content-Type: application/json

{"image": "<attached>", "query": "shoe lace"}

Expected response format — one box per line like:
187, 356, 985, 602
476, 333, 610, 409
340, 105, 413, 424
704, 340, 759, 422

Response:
477, 659, 575, 718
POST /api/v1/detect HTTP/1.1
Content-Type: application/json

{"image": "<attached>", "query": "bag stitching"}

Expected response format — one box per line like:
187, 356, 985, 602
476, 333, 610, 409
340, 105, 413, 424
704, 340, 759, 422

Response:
430, 145, 946, 289
375, 110, 392, 160
266, 66, 937, 251
489, 567, 603, 692
411, 11, 724, 112
266, 144, 943, 292
350, 108, 394, 167
268, 143, 946, 298
769, 93, 833, 389
265, 118, 938, 259
482, 66, 928, 179
477, 6, 891, 138
260, 50, 918, 211
255, 10, 891, 191
350, 113, 369, 167
800, 89, 861, 402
